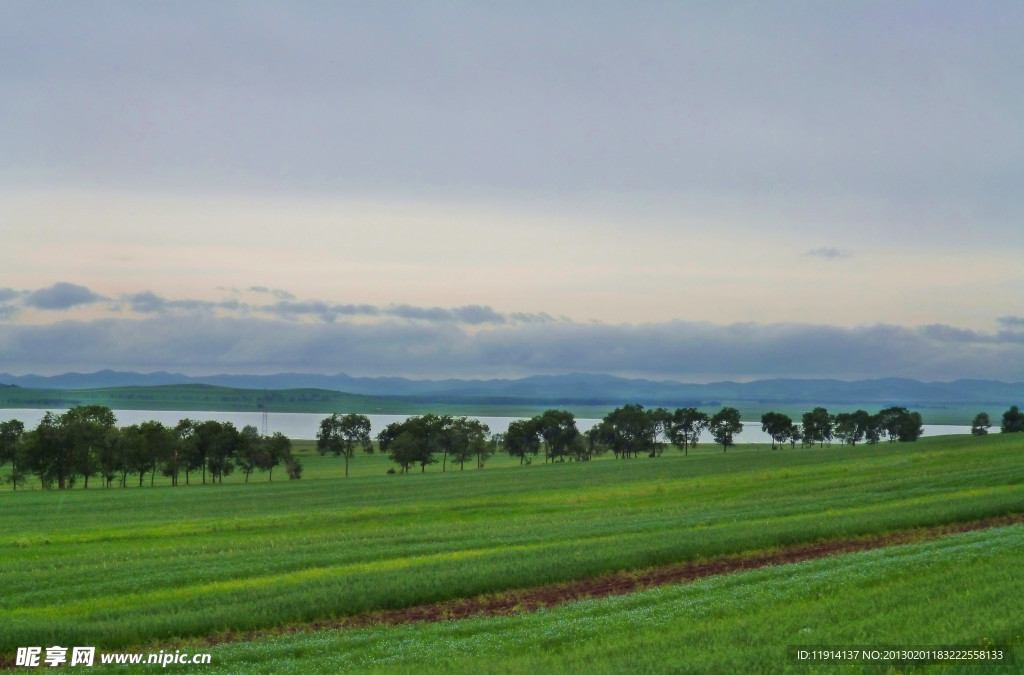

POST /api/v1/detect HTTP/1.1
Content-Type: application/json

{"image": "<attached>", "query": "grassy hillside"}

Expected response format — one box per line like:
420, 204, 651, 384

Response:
2, 433, 1022, 656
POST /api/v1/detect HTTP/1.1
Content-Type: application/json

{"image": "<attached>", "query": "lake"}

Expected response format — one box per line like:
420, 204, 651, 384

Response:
0, 408, 972, 444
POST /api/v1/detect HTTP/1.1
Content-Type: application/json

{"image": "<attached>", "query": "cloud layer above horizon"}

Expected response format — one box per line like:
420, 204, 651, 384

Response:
2, 282, 1023, 381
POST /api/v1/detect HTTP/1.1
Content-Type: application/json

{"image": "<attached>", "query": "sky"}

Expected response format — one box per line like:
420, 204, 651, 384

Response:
1, 2, 1023, 381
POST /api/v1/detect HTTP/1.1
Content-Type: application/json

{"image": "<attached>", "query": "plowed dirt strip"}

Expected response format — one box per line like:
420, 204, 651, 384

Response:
201, 513, 1024, 643
3, 513, 1023, 668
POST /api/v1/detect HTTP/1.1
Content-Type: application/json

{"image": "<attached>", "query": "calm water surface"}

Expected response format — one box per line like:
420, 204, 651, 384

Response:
0, 408, 972, 443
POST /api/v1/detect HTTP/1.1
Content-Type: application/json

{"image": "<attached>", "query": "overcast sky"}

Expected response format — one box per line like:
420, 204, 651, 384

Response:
2, 2, 1023, 380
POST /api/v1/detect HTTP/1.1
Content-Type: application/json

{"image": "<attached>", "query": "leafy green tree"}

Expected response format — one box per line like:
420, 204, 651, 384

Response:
0, 419, 26, 490
237, 424, 263, 483
504, 418, 541, 465
896, 410, 924, 442
63, 405, 117, 489
833, 412, 862, 445
666, 408, 709, 455
971, 412, 991, 436
115, 420, 171, 487
120, 424, 146, 486
376, 416, 441, 473
448, 417, 490, 471
596, 404, 658, 458
566, 433, 592, 462
204, 421, 239, 484
801, 407, 833, 447
285, 456, 303, 479
1001, 406, 1024, 433
474, 433, 498, 468
534, 409, 580, 462
787, 423, 802, 448
582, 425, 607, 460
760, 412, 793, 450
710, 407, 743, 452
877, 407, 911, 443
24, 412, 66, 489
383, 430, 420, 474
162, 420, 192, 486
259, 432, 292, 481
317, 413, 374, 477
647, 407, 672, 457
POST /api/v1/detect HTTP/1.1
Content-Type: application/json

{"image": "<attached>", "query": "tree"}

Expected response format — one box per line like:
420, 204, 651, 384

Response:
163, 420, 192, 486
62, 405, 117, 489
317, 413, 373, 477
175, 419, 198, 485
205, 421, 239, 484
895, 410, 924, 442
475, 433, 498, 468
801, 407, 833, 447
383, 430, 420, 474
376, 416, 440, 473
596, 405, 658, 458
710, 407, 743, 451
285, 456, 303, 479
833, 412, 862, 445
1001, 406, 1024, 433
0, 419, 26, 490
24, 412, 66, 489
259, 432, 292, 481
647, 407, 672, 457
971, 412, 991, 436
875, 407, 904, 443
504, 418, 541, 465
760, 412, 793, 450
120, 424, 147, 487
447, 417, 490, 471
787, 423, 802, 449
666, 408, 709, 455
534, 409, 580, 462
237, 425, 263, 483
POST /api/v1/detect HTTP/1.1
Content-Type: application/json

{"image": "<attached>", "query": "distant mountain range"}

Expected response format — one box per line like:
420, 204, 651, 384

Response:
2, 370, 1022, 407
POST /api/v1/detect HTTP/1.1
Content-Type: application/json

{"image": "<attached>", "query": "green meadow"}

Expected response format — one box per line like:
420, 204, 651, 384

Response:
165, 525, 1024, 674
2, 433, 1023, 668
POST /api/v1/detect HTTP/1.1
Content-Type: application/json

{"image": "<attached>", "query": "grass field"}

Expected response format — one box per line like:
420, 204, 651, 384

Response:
3, 432, 1023, 666
136, 524, 1024, 674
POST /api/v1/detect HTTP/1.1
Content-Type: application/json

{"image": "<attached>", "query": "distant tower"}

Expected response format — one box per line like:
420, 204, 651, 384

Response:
261, 388, 269, 437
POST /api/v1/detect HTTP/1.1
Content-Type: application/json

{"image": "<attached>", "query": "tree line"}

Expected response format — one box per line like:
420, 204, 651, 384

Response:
971, 406, 1024, 435
5, 403, 1021, 489
316, 404, 953, 476
0, 405, 301, 490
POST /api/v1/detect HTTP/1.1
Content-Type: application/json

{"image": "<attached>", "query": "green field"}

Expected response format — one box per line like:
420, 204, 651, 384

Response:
3, 432, 1023, 671
146, 525, 1024, 674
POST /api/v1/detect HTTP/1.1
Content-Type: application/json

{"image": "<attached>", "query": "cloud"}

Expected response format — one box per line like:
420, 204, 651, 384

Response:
0, 287, 23, 303
248, 286, 296, 300
1, 314, 1023, 381
121, 291, 249, 316
997, 316, 1024, 328
385, 304, 505, 325
804, 247, 851, 260
509, 312, 557, 324
24, 282, 106, 310
450, 305, 506, 326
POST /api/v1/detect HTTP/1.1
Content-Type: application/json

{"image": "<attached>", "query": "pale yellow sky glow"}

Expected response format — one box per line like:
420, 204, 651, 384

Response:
1, 189, 1017, 330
